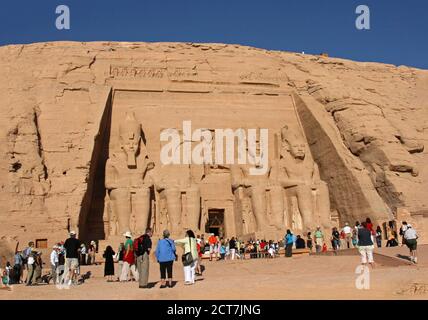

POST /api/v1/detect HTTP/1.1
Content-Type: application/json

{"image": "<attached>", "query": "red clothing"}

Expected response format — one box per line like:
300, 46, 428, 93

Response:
208, 236, 217, 245
197, 243, 203, 257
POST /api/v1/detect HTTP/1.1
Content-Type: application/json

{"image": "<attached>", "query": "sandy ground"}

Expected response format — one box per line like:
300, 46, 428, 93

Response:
2, 245, 428, 300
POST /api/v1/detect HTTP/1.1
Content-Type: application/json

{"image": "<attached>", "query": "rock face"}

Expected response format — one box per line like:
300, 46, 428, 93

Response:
0, 42, 427, 246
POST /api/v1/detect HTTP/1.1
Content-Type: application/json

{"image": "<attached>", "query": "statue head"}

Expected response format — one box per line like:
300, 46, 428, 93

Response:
119, 112, 142, 168
281, 125, 306, 160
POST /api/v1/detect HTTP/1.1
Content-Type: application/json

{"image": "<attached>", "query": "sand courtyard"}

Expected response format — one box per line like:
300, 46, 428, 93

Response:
2, 245, 428, 300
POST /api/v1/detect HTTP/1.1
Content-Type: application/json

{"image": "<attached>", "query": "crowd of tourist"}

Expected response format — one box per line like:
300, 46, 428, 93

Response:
0, 219, 420, 291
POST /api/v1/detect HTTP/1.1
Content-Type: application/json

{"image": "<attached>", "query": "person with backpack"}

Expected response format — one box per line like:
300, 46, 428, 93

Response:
155, 230, 176, 288
175, 230, 198, 285
135, 228, 152, 289
399, 221, 409, 246
120, 232, 139, 282
404, 224, 418, 264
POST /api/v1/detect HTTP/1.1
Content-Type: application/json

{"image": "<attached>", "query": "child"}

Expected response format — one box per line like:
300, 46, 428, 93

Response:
219, 242, 226, 260
322, 243, 328, 253
1, 268, 12, 291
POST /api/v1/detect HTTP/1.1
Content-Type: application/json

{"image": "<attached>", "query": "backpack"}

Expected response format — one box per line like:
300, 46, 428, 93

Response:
133, 235, 146, 256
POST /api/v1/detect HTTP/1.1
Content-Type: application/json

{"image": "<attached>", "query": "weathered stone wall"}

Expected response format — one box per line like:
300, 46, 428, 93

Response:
0, 42, 427, 246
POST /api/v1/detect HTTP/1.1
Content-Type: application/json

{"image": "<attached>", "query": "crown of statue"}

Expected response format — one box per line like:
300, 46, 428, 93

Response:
119, 112, 142, 140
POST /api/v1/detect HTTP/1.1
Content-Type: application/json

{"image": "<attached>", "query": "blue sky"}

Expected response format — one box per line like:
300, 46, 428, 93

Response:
0, 0, 427, 69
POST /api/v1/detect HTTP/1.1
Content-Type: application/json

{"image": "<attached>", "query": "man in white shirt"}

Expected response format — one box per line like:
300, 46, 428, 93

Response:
404, 225, 418, 264
50, 246, 59, 284
342, 222, 353, 249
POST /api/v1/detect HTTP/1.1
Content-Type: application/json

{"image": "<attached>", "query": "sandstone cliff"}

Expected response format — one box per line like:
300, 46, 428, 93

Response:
0, 42, 427, 244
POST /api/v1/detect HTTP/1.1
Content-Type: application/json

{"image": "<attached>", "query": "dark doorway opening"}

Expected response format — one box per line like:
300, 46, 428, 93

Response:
205, 209, 225, 237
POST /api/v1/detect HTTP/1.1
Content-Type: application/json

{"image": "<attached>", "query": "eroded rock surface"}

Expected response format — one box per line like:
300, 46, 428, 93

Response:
0, 42, 426, 245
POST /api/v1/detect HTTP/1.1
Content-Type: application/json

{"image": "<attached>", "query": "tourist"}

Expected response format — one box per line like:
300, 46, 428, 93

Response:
103, 245, 115, 282
208, 233, 217, 261
175, 230, 198, 285
135, 228, 152, 289
25, 251, 35, 286
386, 234, 398, 247
200, 234, 205, 249
399, 221, 409, 246
314, 227, 324, 253
375, 226, 382, 248
366, 218, 374, 232
4, 262, 11, 286
1, 267, 11, 291
57, 243, 66, 284
342, 222, 353, 248
236, 239, 242, 259
63, 230, 81, 285
357, 222, 375, 267
195, 239, 203, 275
120, 231, 139, 283
79, 243, 87, 266
32, 252, 43, 284
403, 225, 418, 264
352, 221, 360, 247
219, 240, 226, 260
322, 243, 328, 252
332, 227, 341, 251
229, 237, 237, 260
155, 230, 176, 288
116, 243, 125, 282
284, 230, 294, 258
306, 232, 313, 252
13, 250, 23, 284
295, 235, 306, 249
50, 245, 59, 285
88, 241, 96, 265
267, 241, 274, 258
22, 241, 34, 284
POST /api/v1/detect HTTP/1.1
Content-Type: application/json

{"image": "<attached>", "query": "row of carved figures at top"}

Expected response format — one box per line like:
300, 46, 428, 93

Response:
103, 112, 331, 237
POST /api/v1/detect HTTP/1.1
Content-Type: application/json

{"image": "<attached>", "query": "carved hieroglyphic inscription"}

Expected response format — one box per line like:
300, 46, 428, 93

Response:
239, 72, 288, 83
110, 66, 197, 79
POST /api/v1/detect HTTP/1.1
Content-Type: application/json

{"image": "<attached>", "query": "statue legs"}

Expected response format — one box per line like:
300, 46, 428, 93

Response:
315, 182, 331, 229
165, 187, 182, 233
269, 186, 284, 230
134, 187, 151, 234
290, 185, 316, 231
186, 186, 201, 231
250, 185, 267, 232
105, 193, 117, 236
109, 188, 131, 234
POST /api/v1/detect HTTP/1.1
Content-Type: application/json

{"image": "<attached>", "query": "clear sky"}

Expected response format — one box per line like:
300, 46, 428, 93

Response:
0, 0, 427, 69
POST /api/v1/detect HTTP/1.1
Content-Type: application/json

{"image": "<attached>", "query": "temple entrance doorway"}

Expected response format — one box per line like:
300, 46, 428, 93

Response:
205, 209, 225, 237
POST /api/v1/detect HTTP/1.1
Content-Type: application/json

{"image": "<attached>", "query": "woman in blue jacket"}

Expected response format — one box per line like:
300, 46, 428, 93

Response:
155, 230, 177, 288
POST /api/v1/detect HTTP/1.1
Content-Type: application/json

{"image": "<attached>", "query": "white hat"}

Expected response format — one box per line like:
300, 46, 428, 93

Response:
70, 230, 76, 235
123, 231, 132, 238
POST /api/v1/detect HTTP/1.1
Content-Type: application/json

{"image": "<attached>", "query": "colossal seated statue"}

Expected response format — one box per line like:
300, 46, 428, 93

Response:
231, 144, 270, 233
104, 112, 154, 236
153, 164, 201, 234
269, 125, 331, 231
